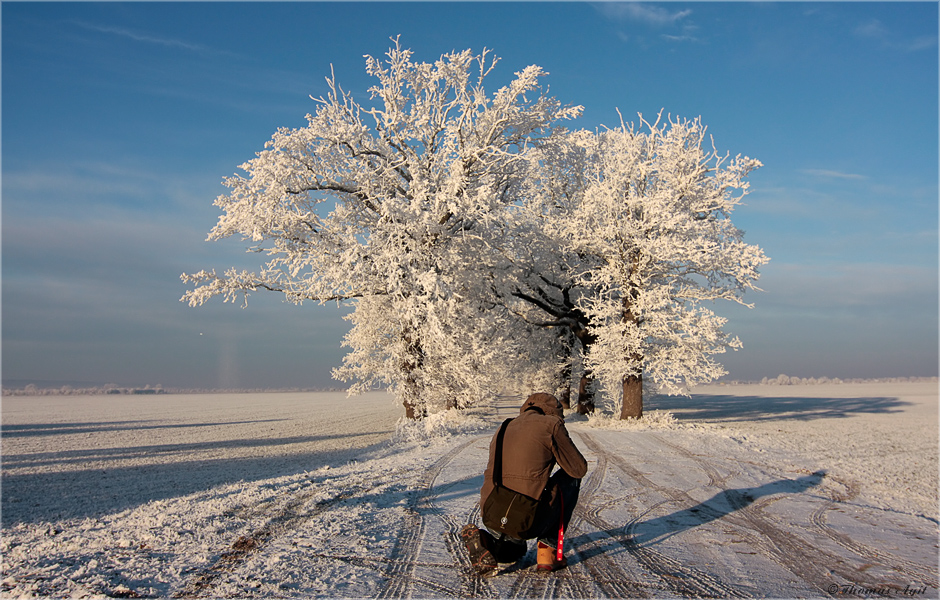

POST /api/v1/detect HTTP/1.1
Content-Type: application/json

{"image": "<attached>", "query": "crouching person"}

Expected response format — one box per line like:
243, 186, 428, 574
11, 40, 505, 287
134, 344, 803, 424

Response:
462, 393, 587, 575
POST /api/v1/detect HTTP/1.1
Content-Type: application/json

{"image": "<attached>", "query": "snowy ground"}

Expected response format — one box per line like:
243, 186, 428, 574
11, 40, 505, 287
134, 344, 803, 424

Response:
1, 383, 937, 598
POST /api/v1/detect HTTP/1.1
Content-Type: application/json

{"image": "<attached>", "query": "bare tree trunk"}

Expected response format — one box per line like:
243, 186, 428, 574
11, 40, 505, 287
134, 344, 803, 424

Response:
403, 397, 419, 420
558, 332, 573, 409
559, 379, 572, 410
621, 271, 643, 420
401, 372, 425, 420
401, 329, 425, 420
620, 373, 643, 419
576, 371, 595, 414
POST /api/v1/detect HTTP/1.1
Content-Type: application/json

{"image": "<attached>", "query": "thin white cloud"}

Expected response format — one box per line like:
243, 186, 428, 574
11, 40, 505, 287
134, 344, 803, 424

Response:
901, 36, 938, 53
73, 20, 207, 51
854, 18, 938, 53
71, 20, 243, 59
801, 169, 868, 181
595, 3, 692, 26
661, 34, 699, 43
854, 18, 889, 40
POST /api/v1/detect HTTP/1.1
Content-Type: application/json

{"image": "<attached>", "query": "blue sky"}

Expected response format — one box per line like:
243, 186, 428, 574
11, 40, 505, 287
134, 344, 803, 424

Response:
3, 2, 937, 390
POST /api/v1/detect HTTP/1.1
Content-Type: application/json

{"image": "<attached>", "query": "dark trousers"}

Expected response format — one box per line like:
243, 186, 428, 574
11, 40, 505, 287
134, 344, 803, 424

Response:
534, 469, 580, 548
484, 470, 581, 562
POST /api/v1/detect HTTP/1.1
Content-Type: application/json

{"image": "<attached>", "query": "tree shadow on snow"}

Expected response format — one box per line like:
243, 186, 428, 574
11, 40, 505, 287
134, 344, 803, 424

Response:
1, 430, 392, 526
1, 419, 288, 438
567, 471, 825, 564
649, 393, 910, 422
2, 432, 368, 470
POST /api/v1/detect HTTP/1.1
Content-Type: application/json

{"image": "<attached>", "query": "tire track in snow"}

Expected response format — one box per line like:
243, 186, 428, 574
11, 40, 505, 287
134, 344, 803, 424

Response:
376, 437, 479, 599
573, 442, 653, 598
806, 476, 939, 589
578, 431, 747, 598
437, 437, 499, 598
648, 433, 843, 594
650, 433, 937, 596
721, 484, 886, 595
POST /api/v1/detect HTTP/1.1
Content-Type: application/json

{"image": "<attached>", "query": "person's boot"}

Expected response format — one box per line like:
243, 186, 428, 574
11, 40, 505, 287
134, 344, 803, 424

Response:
461, 525, 498, 576
536, 541, 567, 572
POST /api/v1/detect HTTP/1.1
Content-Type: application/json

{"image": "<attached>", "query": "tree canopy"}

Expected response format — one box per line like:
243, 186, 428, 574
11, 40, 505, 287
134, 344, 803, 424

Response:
182, 41, 768, 419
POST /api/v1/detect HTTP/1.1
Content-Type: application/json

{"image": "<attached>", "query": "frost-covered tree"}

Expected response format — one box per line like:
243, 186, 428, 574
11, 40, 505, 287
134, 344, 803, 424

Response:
537, 113, 768, 418
181, 40, 581, 418
181, 40, 767, 421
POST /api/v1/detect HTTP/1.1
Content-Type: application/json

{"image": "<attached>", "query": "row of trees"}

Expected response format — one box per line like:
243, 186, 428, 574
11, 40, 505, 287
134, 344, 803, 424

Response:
181, 41, 768, 420
3, 384, 166, 396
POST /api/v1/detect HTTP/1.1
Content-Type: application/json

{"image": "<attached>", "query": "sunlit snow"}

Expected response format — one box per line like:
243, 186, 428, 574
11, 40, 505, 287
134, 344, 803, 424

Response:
2, 383, 937, 597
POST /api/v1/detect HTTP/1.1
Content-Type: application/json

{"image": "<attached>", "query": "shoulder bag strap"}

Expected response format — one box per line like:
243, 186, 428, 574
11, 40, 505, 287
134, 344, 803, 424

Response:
493, 418, 513, 488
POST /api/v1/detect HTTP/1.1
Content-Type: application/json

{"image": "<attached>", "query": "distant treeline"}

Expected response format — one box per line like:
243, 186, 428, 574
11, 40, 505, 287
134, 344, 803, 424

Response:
717, 375, 938, 386
3, 384, 167, 396
2, 384, 348, 396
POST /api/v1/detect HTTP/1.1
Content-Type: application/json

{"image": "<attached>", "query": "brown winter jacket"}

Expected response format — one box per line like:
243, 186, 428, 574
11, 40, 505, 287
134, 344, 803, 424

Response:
480, 393, 588, 507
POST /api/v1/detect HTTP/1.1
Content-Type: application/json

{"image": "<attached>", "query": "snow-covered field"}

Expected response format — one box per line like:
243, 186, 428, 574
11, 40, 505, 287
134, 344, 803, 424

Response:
2, 383, 937, 598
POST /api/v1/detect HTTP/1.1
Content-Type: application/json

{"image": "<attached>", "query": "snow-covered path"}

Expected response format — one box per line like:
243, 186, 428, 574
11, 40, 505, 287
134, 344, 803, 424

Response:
2, 385, 937, 598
